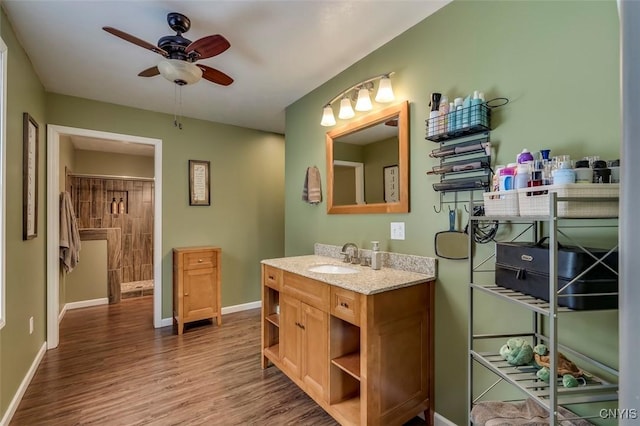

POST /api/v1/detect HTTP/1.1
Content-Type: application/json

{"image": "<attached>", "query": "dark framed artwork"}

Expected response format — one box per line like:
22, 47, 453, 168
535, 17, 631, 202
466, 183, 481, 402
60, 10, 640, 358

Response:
383, 164, 399, 203
189, 159, 210, 206
23, 113, 39, 240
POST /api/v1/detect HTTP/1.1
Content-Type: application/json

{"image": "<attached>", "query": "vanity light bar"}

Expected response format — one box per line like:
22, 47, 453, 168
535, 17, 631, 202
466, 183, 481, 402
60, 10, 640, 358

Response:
320, 72, 395, 127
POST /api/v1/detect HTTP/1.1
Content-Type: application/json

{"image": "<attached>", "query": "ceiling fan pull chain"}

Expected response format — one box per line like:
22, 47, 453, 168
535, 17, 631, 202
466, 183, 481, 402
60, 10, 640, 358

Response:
173, 84, 182, 130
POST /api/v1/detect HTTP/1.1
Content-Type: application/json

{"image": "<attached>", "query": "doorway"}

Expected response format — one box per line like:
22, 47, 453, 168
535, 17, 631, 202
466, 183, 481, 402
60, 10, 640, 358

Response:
47, 125, 163, 349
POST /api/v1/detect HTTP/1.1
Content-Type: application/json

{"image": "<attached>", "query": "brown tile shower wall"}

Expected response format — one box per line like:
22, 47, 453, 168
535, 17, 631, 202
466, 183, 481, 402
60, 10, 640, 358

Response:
72, 176, 154, 284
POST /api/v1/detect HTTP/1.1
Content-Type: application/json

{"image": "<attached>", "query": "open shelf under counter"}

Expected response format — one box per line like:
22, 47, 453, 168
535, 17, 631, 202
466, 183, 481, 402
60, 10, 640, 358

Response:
264, 344, 280, 360
331, 395, 361, 425
265, 313, 280, 327
331, 352, 361, 381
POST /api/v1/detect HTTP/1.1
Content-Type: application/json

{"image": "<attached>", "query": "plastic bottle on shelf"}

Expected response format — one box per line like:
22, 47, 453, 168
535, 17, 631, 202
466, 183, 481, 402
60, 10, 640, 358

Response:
447, 101, 456, 132
454, 97, 463, 130
118, 198, 125, 214
462, 95, 472, 128
438, 96, 449, 134
111, 197, 118, 214
499, 163, 517, 191
470, 91, 482, 126
517, 149, 534, 164
514, 163, 531, 189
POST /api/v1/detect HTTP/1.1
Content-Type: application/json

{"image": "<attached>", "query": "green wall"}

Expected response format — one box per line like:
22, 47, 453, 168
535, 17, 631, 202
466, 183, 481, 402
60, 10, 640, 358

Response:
0, 8, 47, 417
284, 1, 620, 422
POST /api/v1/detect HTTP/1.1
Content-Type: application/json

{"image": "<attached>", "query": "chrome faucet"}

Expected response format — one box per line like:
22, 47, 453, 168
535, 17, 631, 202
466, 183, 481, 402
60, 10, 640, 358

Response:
341, 242, 359, 264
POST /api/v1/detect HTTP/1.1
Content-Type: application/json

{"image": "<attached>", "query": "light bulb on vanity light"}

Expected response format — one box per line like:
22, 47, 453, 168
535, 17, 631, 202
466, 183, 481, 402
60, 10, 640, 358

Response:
320, 105, 336, 127
355, 87, 373, 111
338, 97, 355, 119
375, 75, 395, 103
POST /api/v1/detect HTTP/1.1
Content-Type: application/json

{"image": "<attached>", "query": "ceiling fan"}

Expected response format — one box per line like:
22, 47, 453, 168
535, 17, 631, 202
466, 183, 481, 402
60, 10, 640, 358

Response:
103, 12, 233, 86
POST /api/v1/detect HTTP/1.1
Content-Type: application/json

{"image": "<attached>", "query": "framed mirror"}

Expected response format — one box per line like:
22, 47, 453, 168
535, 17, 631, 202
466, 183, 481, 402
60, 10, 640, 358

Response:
326, 100, 409, 214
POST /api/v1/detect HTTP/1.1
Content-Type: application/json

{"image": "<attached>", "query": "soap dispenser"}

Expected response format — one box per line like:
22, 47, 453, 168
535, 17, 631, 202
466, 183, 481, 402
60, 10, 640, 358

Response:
371, 241, 381, 270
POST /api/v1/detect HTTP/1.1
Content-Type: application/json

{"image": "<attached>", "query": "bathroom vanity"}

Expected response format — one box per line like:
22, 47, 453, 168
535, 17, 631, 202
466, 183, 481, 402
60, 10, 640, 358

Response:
261, 254, 435, 425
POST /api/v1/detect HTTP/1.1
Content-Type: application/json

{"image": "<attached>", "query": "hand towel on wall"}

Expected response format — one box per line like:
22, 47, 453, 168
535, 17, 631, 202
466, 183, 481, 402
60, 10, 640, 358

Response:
60, 191, 81, 273
302, 166, 322, 204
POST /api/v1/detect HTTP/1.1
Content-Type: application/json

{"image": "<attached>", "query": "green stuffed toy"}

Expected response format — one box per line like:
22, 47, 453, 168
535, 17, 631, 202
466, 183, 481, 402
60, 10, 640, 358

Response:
499, 338, 534, 366
533, 344, 583, 388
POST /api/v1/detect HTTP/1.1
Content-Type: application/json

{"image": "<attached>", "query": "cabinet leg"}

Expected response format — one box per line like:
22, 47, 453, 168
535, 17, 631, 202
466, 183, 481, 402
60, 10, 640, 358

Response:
216, 315, 222, 326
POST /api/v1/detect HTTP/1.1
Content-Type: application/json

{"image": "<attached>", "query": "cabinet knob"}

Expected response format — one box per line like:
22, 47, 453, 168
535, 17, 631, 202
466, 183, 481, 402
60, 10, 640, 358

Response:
340, 302, 349, 308
184, 292, 189, 296
268, 275, 275, 280
198, 258, 203, 263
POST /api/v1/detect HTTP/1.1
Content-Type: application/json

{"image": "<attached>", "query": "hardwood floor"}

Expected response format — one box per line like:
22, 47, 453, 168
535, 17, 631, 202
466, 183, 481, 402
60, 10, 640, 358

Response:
11, 297, 426, 425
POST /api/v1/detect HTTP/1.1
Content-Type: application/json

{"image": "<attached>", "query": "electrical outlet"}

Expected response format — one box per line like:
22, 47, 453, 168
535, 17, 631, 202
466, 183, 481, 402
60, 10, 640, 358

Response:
390, 222, 405, 240
29, 316, 34, 335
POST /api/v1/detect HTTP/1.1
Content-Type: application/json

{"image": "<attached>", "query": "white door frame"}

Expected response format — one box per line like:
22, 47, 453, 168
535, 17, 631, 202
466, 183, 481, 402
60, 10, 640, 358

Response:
47, 125, 163, 349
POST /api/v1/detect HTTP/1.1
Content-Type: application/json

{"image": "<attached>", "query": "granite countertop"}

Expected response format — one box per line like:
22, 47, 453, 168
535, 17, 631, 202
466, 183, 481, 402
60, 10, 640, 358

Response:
261, 255, 435, 295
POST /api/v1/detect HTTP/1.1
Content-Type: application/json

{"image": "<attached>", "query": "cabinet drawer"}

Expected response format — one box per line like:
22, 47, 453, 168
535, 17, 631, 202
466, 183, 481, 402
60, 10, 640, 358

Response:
283, 272, 329, 311
263, 265, 283, 291
184, 251, 217, 270
331, 287, 361, 326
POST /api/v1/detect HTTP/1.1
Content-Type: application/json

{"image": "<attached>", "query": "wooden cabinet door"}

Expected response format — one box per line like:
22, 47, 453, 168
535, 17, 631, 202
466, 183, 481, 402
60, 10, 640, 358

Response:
280, 294, 301, 378
301, 303, 328, 401
183, 266, 217, 321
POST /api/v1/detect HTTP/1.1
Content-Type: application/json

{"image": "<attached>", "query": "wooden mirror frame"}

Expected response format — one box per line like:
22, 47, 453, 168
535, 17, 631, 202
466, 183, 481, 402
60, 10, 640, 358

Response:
326, 100, 409, 214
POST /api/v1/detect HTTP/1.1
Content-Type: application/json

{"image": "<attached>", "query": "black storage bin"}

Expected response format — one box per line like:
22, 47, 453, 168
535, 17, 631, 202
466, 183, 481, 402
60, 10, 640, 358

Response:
495, 240, 618, 310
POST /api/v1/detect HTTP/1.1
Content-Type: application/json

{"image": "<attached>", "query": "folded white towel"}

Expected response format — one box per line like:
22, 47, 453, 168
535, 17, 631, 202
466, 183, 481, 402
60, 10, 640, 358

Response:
302, 166, 322, 204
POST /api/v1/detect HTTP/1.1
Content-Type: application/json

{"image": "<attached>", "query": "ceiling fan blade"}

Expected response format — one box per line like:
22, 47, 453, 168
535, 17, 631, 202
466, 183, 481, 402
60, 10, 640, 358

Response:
103, 26, 168, 57
196, 65, 234, 86
138, 66, 160, 77
186, 35, 230, 59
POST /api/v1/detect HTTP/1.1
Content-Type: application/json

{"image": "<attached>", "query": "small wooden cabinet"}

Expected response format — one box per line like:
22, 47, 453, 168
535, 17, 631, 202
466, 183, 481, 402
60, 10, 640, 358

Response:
173, 246, 221, 334
262, 263, 435, 425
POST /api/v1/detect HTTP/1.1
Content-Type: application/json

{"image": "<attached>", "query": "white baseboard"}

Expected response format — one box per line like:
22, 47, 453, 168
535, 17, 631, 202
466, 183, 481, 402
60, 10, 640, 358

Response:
159, 300, 261, 328
221, 300, 261, 314
65, 298, 109, 311
58, 304, 67, 323
0, 342, 47, 426
434, 412, 457, 426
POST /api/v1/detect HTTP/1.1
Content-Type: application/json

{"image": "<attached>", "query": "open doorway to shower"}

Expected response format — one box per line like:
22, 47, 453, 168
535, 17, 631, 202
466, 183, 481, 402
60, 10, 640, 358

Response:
47, 125, 163, 349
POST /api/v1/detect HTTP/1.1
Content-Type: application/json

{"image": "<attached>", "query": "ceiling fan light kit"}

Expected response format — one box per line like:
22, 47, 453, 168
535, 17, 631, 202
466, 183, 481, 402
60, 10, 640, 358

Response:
320, 72, 395, 127
158, 59, 202, 85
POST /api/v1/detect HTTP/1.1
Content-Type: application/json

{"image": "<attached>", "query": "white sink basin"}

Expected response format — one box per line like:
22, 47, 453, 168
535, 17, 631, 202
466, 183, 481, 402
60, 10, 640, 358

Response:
308, 264, 359, 274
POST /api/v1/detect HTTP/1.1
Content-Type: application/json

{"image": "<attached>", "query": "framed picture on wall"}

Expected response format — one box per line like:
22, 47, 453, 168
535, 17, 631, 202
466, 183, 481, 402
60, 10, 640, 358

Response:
189, 159, 210, 206
383, 164, 399, 203
23, 113, 39, 240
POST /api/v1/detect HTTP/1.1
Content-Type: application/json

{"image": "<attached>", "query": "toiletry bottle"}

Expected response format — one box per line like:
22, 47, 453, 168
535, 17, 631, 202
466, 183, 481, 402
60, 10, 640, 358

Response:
470, 91, 482, 126
111, 197, 118, 214
371, 241, 381, 270
447, 101, 455, 132
517, 149, 534, 164
499, 163, 517, 191
461, 95, 472, 128
118, 198, 125, 214
438, 96, 449, 135
454, 97, 463, 130
514, 163, 531, 189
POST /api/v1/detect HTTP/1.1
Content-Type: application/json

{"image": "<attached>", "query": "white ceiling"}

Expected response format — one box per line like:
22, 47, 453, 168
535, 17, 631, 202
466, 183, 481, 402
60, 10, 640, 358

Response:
3, 1, 450, 134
